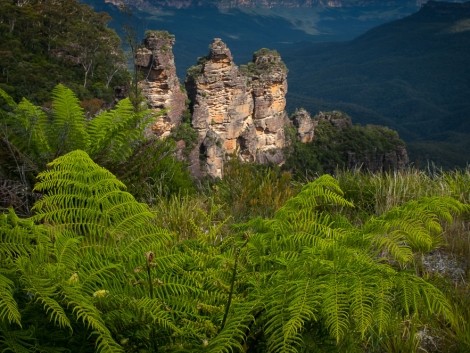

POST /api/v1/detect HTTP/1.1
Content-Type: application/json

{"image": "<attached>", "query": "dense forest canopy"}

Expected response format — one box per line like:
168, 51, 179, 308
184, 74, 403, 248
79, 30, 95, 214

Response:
0, 0, 129, 104
0, 1, 469, 353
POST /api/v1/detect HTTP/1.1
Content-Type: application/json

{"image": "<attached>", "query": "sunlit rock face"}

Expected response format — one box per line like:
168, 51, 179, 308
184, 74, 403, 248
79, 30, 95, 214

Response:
135, 31, 186, 137
292, 108, 316, 143
185, 39, 288, 178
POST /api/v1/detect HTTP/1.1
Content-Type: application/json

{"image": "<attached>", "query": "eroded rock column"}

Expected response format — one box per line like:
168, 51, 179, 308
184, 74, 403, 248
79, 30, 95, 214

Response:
135, 31, 186, 137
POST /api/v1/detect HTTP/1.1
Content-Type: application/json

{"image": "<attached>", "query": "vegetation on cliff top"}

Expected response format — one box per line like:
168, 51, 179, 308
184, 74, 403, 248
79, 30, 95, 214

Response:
0, 0, 129, 104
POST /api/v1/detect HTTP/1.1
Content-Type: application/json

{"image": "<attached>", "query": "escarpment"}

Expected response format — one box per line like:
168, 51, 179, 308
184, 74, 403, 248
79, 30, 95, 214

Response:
136, 33, 409, 177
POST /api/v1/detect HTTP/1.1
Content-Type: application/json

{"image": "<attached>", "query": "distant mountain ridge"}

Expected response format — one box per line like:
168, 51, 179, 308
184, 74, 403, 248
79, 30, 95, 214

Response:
104, 0, 462, 10
284, 0, 470, 167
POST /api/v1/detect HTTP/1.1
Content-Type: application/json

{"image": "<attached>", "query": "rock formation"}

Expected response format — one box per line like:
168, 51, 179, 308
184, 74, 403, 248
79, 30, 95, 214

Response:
136, 33, 409, 177
185, 39, 288, 178
292, 108, 316, 143
291, 110, 409, 172
135, 31, 186, 137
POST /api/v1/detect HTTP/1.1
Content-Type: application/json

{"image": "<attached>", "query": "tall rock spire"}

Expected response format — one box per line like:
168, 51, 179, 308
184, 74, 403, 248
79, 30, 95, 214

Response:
135, 31, 186, 137
185, 39, 288, 178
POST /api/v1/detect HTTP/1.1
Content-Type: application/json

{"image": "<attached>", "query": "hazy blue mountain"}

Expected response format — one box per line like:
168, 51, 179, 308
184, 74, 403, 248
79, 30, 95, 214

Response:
81, 0, 424, 74
283, 1, 470, 167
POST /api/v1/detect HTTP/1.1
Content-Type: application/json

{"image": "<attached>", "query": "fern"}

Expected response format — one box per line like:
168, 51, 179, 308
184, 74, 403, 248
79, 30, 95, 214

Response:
234, 174, 463, 351
365, 196, 468, 266
49, 84, 89, 156
87, 98, 153, 165
0, 273, 21, 327
32, 150, 168, 243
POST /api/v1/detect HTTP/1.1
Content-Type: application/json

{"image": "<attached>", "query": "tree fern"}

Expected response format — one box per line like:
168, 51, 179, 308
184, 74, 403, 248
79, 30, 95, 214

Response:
234, 174, 465, 352
0, 273, 21, 327
32, 150, 168, 243
49, 84, 89, 156
365, 196, 468, 266
87, 98, 153, 165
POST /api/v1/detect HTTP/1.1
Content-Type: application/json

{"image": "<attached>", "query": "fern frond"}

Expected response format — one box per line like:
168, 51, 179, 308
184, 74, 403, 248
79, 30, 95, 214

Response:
0, 88, 17, 108
395, 272, 455, 325
0, 323, 36, 353
349, 274, 375, 337
130, 297, 179, 332
87, 98, 152, 164
32, 150, 167, 244
49, 84, 89, 155
0, 273, 21, 326
277, 175, 353, 216
372, 278, 393, 334
53, 231, 82, 270
15, 98, 51, 159
206, 301, 258, 353
321, 272, 349, 342
0, 208, 49, 260
64, 287, 123, 353
283, 278, 320, 350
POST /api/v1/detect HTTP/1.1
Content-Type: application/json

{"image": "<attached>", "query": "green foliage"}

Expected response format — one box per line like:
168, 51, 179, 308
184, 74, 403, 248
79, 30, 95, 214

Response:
234, 174, 465, 351
49, 84, 90, 156
87, 97, 153, 165
117, 138, 196, 203
0, 85, 159, 213
284, 112, 407, 177
0, 0, 130, 103
0, 150, 468, 352
211, 159, 298, 221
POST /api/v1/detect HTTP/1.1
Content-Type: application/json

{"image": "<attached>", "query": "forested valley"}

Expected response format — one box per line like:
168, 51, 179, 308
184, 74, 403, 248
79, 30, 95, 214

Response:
1, 1, 469, 352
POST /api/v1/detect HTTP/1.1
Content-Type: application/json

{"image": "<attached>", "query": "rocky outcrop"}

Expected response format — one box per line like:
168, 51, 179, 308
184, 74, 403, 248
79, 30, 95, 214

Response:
185, 39, 288, 178
292, 108, 316, 143
136, 33, 409, 177
135, 31, 186, 137
290, 110, 409, 172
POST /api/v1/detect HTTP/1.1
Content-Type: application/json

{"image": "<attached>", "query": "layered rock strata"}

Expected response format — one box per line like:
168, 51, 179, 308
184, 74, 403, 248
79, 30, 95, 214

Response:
136, 34, 409, 177
135, 31, 186, 137
185, 39, 288, 178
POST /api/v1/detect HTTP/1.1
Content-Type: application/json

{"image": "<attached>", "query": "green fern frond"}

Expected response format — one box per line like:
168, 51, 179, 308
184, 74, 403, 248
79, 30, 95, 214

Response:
15, 98, 51, 158
0, 323, 36, 353
0, 208, 49, 261
130, 297, 179, 332
372, 278, 393, 334
349, 275, 375, 337
0, 88, 17, 108
64, 287, 123, 353
32, 150, 167, 243
49, 84, 89, 156
366, 196, 468, 264
53, 231, 81, 270
0, 273, 21, 326
206, 301, 258, 353
395, 272, 455, 325
322, 272, 349, 342
283, 278, 320, 349
87, 98, 152, 164
277, 175, 353, 219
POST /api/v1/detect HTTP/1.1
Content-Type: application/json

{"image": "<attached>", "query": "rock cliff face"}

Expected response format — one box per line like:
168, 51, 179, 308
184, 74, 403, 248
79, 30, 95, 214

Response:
185, 39, 288, 178
135, 31, 186, 137
136, 33, 409, 177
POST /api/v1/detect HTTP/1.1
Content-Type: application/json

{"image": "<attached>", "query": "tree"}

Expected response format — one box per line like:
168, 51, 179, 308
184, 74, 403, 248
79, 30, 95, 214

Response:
0, 0, 130, 103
